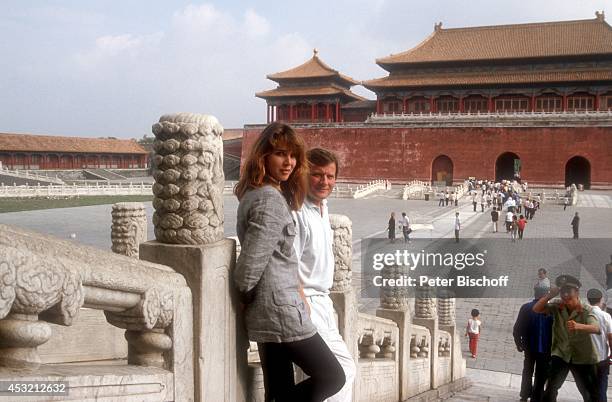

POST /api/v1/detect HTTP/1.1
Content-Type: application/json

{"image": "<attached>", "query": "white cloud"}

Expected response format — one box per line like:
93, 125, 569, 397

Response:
244, 9, 270, 37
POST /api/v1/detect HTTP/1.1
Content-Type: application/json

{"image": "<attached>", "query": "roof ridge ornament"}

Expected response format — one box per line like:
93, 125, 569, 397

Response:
313, 48, 319, 57
595, 11, 605, 21
434, 22, 443, 32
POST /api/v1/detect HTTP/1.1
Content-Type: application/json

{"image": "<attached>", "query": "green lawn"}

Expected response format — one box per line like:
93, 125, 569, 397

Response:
0, 195, 153, 213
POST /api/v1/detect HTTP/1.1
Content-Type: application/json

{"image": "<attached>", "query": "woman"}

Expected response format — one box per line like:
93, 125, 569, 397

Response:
510, 215, 519, 242
233, 122, 344, 402
388, 212, 396, 243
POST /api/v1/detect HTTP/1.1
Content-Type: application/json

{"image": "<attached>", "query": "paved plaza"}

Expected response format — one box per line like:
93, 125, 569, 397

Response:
1, 189, 611, 400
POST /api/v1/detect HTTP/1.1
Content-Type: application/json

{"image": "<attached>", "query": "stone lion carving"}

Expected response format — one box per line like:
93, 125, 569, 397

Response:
151, 113, 224, 245
111, 202, 147, 258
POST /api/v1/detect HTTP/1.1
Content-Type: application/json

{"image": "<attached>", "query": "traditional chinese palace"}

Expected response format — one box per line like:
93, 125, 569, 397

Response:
246, 13, 612, 188
0, 133, 148, 170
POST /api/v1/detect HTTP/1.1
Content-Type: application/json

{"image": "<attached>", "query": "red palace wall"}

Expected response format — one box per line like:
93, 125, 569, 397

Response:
243, 126, 612, 187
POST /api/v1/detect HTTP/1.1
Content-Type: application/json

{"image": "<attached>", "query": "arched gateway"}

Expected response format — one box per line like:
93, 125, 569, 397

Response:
495, 152, 521, 182
431, 155, 454, 186
565, 156, 591, 189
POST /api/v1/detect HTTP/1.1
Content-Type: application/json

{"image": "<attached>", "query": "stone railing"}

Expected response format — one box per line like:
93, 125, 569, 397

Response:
0, 182, 152, 198
367, 109, 612, 127
352, 179, 390, 199
0, 223, 194, 401
402, 180, 431, 200
356, 313, 400, 402
0, 168, 65, 185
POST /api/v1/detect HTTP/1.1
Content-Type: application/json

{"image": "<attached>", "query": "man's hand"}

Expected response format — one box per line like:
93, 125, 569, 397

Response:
548, 287, 560, 298
567, 320, 579, 331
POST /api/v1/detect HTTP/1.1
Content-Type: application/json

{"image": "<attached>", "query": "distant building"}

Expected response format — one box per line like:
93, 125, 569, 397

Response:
0, 132, 148, 170
247, 13, 612, 188
256, 49, 366, 123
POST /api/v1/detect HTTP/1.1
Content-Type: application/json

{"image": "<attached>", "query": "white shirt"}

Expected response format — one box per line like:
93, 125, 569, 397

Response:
591, 305, 612, 361
506, 211, 514, 222
454, 217, 461, 230
398, 215, 410, 229
293, 198, 334, 296
467, 318, 481, 334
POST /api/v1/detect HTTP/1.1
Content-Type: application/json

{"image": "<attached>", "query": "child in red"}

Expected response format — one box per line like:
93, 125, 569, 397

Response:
466, 309, 482, 358
517, 214, 527, 240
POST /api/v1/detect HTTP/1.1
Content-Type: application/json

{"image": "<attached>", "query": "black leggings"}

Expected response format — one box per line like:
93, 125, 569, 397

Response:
258, 333, 345, 402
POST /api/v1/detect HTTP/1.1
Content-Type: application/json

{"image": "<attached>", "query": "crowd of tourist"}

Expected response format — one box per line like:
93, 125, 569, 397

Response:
512, 271, 611, 402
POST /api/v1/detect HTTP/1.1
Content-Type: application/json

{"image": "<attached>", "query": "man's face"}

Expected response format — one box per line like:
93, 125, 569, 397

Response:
560, 286, 578, 303
308, 162, 337, 203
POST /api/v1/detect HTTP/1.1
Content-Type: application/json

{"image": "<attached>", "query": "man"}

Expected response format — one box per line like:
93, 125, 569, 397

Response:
571, 212, 580, 239
472, 192, 478, 212
505, 210, 514, 233
586, 289, 612, 402
490, 207, 499, 233
398, 212, 411, 244
293, 148, 356, 402
533, 275, 600, 401
535, 268, 550, 290
454, 212, 460, 243
513, 284, 553, 402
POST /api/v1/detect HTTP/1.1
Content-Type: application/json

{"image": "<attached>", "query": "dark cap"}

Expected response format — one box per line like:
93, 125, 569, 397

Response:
587, 288, 603, 299
555, 274, 581, 289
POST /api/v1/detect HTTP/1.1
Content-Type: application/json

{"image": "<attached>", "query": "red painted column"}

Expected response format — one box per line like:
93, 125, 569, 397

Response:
595, 93, 600, 111
289, 105, 294, 122
488, 96, 493, 112
562, 94, 568, 111
376, 99, 381, 114
326, 103, 330, 122
335, 101, 340, 122
459, 96, 464, 113
531, 95, 536, 112
403, 98, 407, 113
9, 153, 14, 169
430, 96, 435, 113
266, 105, 270, 123
311, 103, 316, 121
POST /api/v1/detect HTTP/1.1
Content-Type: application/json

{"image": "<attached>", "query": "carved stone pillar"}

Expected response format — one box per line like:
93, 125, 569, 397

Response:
151, 113, 224, 245
377, 262, 412, 401
329, 214, 352, 291
111, 202, 147, 258
142, 113, 246, 402
414, 280, 437, 319
437, 291, 456, 326
328, 214, 359, 402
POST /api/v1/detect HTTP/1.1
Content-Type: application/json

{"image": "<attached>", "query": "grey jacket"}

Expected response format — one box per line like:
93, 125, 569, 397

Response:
234, 185, 316, 343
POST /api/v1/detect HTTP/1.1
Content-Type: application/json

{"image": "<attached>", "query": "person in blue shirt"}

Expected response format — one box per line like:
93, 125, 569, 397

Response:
513, 284, 553, 402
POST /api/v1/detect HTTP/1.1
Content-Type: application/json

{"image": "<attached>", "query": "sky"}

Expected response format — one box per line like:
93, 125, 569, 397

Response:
1, 0, 609, 139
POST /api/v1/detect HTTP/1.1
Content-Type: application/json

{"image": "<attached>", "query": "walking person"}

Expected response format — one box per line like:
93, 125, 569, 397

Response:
438, 192, 445, 207
294, 148, 356, 402
513, 284, 553, 402
388, 212, 396, 243
445, 190, 450, 206
586, 289, 612, 402
535, 268, 550, 290
533, 275, 601, 402
505, 210, 514, 233
472, 192, 478, 212
480, 194, 485, 212
233, 123, 345, 402
510, 215, 519, 242
398, 212, 411, 244
571, 212, 580, 239
454, 212, 461, 243
517, 214, 527, 240
564, 196, 569, 211
490, 207, 499, 233
450, 192, 456, 207
465, 309, 482, 358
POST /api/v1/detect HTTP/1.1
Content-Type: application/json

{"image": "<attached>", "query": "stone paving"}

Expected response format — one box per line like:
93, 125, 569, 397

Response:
1, 189, 611, 400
